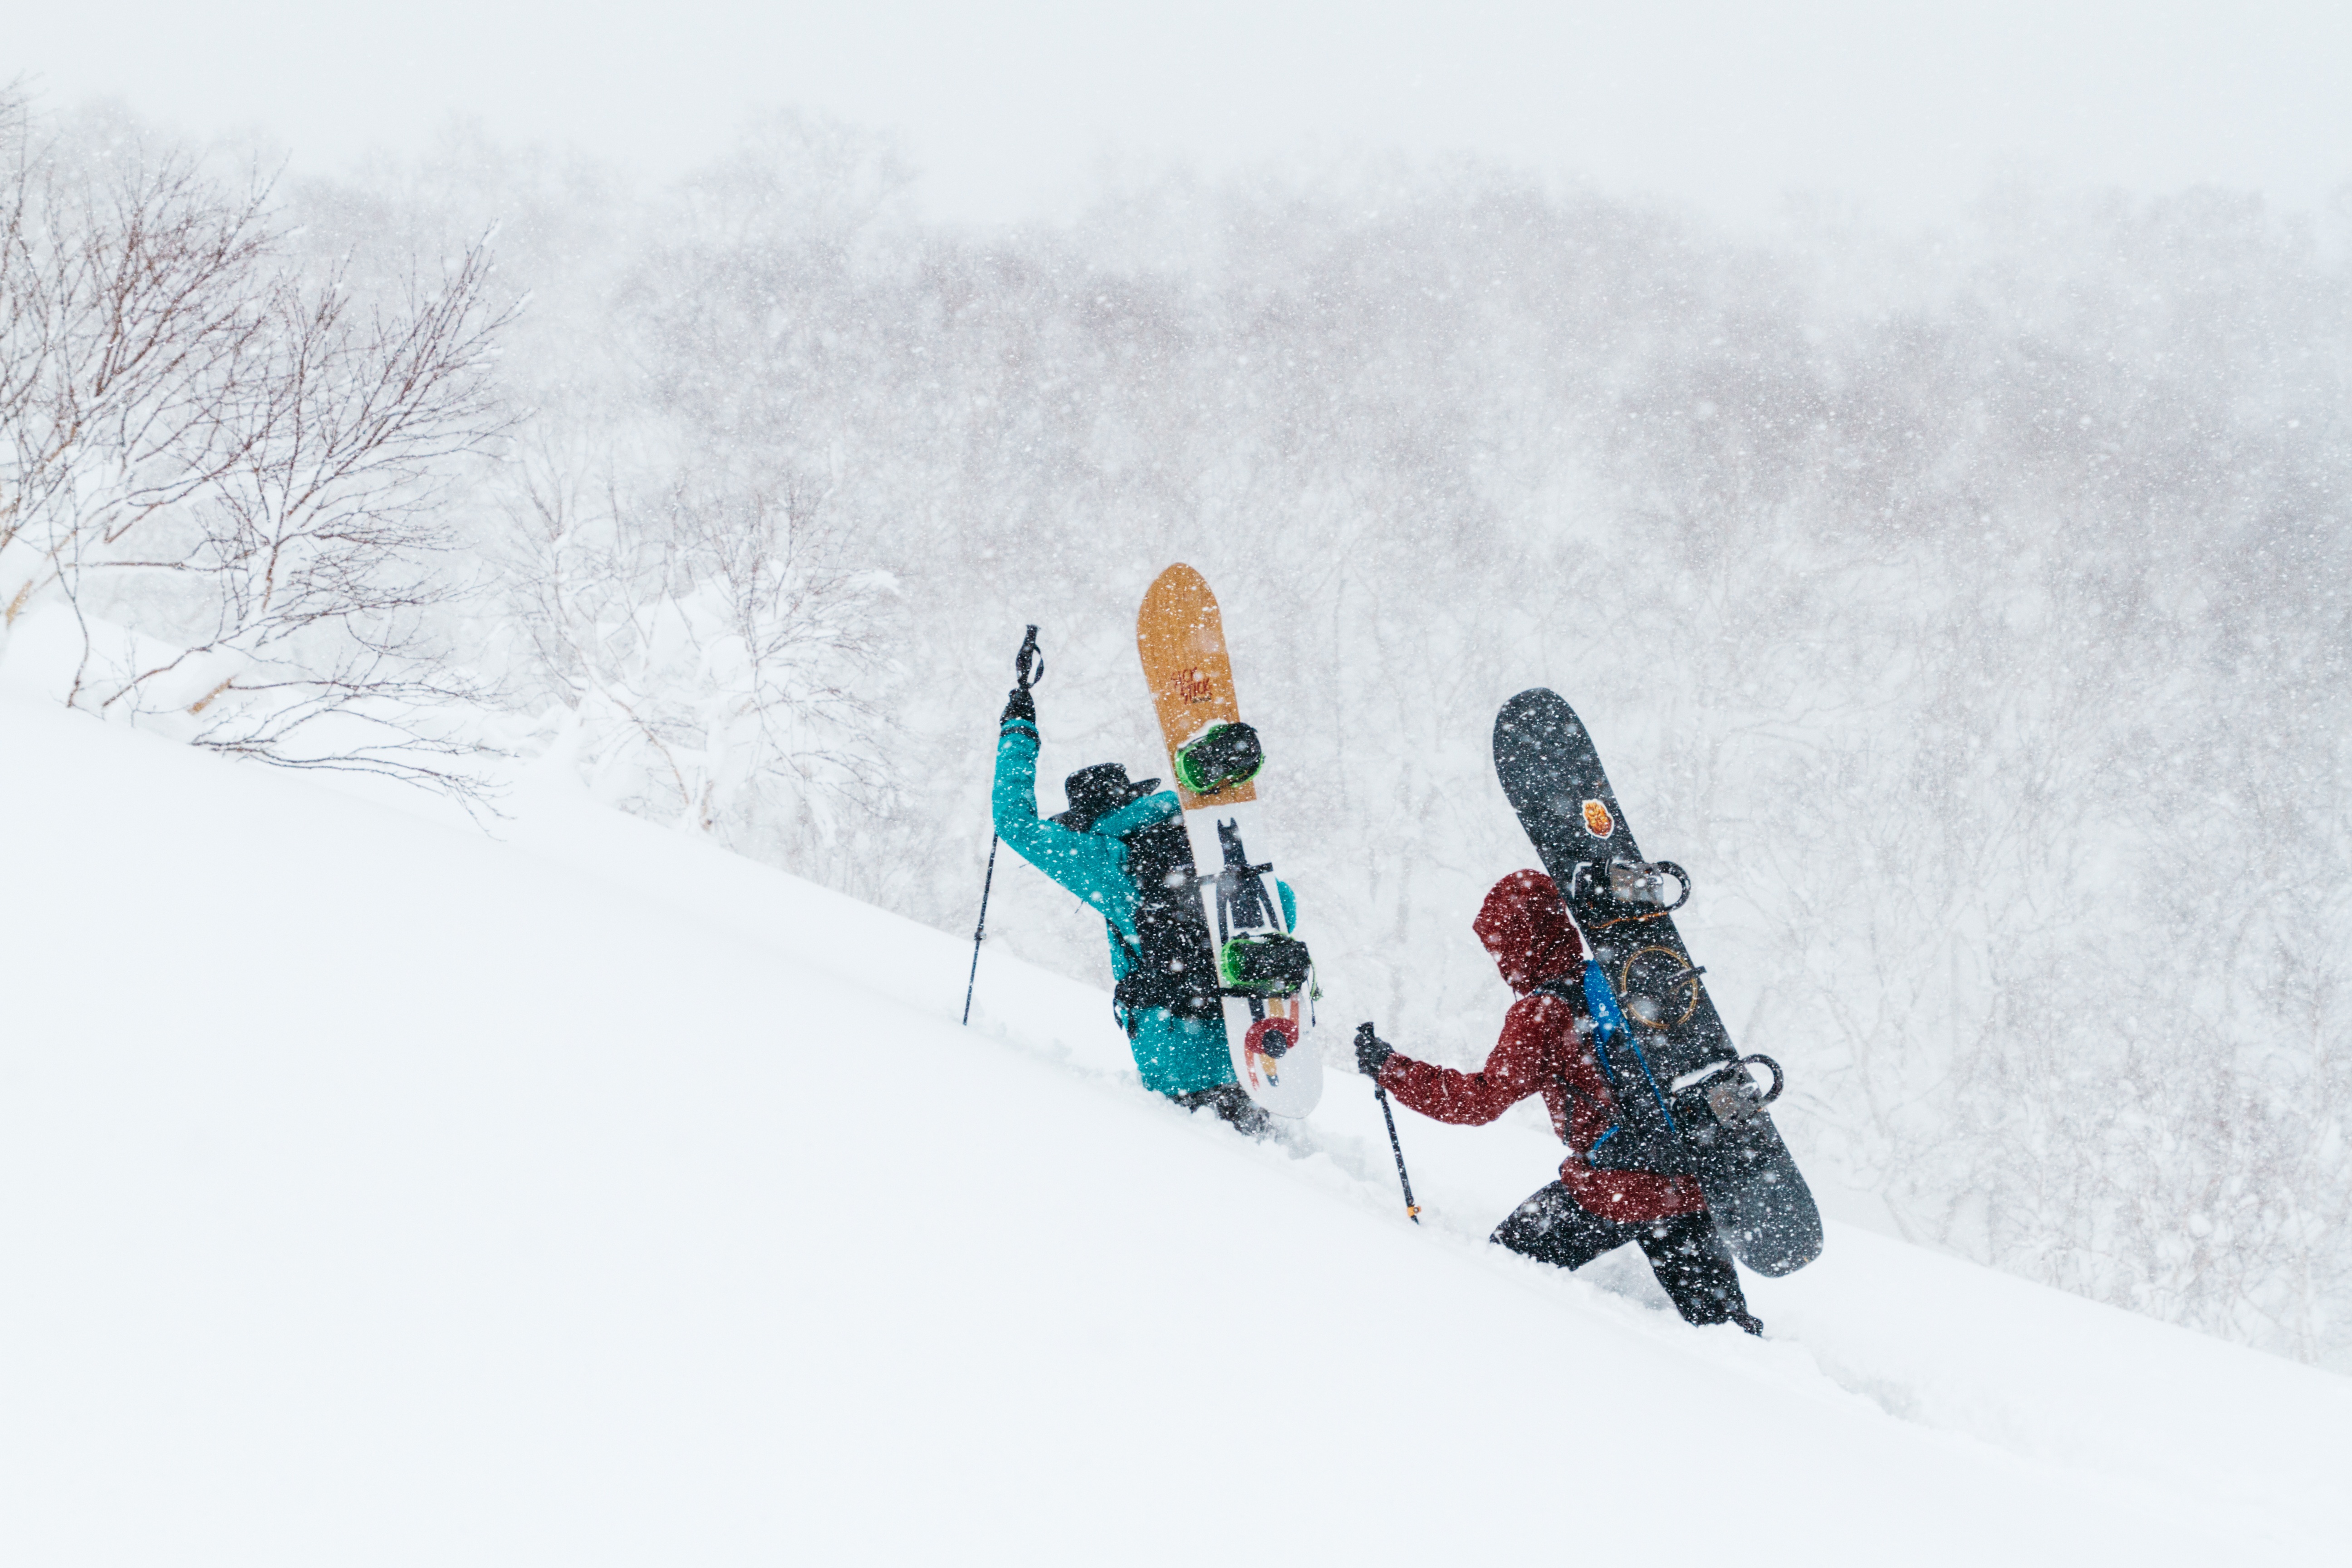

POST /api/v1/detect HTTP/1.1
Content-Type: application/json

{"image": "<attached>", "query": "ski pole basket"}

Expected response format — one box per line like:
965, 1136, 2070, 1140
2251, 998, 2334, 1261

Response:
1217, 931, 1313, 996
1175, 721, 1264, 796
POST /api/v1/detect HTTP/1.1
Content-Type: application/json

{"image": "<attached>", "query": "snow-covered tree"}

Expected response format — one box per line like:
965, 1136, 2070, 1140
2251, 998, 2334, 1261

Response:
0, 96, 510, 788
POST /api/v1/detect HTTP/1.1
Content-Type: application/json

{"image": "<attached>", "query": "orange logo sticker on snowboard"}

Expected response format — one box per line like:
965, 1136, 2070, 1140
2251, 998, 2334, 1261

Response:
1581, 799, 1614, 838
1166, 666, 1216, 705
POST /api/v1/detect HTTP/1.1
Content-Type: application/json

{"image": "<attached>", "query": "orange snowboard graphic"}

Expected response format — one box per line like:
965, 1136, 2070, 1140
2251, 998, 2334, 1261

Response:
1137, 564, 1256, 811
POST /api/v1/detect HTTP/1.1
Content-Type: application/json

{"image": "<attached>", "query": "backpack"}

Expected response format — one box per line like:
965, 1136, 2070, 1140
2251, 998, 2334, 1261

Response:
1534, 965, 1695, 1176
1108, 818, 1224, 1031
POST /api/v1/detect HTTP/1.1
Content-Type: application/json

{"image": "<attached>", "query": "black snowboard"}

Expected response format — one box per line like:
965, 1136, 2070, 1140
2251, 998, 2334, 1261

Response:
1494, 688, 1823, 1277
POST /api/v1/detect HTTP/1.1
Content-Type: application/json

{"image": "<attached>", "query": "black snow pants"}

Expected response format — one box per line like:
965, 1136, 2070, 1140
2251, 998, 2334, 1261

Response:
1491, 1182, 1756, 1330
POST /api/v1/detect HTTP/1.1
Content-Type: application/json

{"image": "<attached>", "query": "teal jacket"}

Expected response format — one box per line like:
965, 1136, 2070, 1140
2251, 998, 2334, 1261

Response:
993, 717, 1294, 1097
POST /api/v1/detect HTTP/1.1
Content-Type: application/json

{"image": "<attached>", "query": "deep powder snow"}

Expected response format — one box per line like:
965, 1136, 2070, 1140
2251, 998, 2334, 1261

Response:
1, 688, 2344, 1564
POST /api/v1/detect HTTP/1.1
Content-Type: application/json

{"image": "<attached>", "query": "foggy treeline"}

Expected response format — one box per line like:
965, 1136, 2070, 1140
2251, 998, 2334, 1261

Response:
6, 96, 2347, 1367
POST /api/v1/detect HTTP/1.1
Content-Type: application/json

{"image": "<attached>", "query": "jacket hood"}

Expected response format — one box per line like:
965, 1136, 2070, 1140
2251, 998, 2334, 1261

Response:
1474, 869, 1584, 994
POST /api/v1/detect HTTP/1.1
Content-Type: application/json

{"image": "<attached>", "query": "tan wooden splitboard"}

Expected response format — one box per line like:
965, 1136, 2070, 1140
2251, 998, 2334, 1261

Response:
1137, 564, 1322, 1118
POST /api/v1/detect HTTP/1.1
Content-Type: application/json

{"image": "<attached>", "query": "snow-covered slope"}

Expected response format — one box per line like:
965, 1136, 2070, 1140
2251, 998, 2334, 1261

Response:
2, 688, 2345, 1566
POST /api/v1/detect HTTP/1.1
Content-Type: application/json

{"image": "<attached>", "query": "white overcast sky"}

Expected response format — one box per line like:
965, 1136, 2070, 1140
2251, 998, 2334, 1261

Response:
10, 1, 2350, 227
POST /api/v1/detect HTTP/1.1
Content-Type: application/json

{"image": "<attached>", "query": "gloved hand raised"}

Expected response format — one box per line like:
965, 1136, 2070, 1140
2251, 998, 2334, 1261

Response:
1354, 1022, 1394, 1078
1001, 685, 1036, 726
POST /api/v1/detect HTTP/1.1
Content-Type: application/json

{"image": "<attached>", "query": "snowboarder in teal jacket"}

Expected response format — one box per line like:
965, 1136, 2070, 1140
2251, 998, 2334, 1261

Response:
993, 683, 1291, 1134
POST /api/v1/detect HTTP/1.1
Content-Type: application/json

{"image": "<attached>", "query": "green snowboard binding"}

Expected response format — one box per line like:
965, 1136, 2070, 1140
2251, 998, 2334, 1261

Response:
1217, 930, 1313, 996
1175, 721, 1264, 796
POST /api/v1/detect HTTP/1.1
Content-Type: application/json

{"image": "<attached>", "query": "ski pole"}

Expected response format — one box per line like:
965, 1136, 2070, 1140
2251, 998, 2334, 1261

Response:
963, 625, 1046, 1027
961, 833, 999, 1026
1374, 1084, 1421, 1224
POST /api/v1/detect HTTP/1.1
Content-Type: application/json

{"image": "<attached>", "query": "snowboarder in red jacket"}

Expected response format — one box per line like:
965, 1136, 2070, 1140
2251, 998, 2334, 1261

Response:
1357, 869, 1763, 1334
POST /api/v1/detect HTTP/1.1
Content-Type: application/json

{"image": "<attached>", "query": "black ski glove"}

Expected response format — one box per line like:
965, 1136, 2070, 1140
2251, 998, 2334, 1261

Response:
1001, 685, 1036, 726
1354, 1022, 1394, 1078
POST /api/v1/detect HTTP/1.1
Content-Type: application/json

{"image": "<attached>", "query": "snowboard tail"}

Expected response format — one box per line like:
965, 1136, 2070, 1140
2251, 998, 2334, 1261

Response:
1496, 688, 1822, 1276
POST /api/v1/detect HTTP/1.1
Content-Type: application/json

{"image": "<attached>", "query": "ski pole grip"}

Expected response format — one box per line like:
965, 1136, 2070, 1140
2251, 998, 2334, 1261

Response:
1014, 625, 1045, 690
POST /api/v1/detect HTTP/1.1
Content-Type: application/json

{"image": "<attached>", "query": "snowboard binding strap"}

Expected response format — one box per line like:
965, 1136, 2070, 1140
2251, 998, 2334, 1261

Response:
1573, 857, 1690, 913
1671, 1055, 1786, 1127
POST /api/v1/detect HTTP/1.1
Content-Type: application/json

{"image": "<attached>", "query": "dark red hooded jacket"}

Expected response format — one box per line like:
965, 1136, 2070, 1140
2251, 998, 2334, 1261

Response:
1374, 869, 1706, 1225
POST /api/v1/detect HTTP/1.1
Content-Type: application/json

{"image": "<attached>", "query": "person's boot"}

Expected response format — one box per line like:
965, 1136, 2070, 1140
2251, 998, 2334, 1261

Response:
1172, 1084, 1274, 1140
1638, 1213, 1760, 1331
1203, 1083, 1274, 1139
